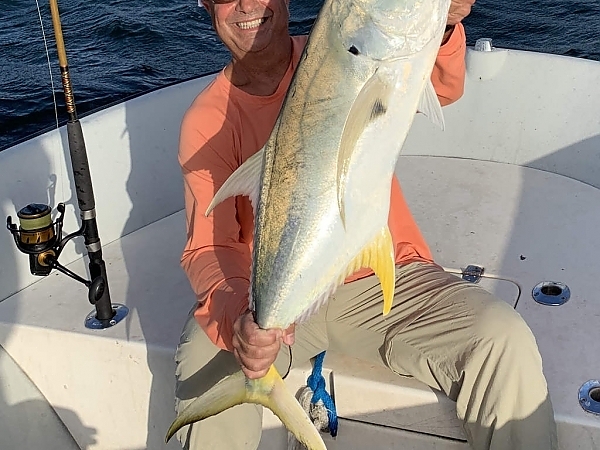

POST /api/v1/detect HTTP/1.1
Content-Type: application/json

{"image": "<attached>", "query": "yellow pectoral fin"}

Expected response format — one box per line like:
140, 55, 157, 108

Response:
344, 226, 396, 315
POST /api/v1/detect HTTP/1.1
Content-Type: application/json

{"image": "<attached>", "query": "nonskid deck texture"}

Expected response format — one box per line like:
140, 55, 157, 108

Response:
1, 156, 598, 449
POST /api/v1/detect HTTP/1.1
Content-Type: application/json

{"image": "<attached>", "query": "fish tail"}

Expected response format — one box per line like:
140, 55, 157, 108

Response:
165, 365, 327, 450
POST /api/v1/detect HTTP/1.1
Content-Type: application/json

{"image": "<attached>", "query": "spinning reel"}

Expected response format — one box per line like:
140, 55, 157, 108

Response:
7, 202, 105, 305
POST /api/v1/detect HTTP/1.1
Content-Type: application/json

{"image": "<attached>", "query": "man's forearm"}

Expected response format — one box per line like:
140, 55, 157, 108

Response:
194, 277, 251, 351
182, 248, 251, 351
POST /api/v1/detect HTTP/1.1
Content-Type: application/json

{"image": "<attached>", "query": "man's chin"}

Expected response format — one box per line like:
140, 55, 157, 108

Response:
237, 33, 273, 54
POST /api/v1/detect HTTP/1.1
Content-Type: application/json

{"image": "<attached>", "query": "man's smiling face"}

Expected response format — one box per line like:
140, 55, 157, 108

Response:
202, 0, 290, 59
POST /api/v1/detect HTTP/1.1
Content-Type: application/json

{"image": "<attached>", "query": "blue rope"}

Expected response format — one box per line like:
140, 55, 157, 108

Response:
306, 351, 338, 437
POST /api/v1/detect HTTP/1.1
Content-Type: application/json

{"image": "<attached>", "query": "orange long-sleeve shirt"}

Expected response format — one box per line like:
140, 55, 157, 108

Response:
179, 25, 467, 351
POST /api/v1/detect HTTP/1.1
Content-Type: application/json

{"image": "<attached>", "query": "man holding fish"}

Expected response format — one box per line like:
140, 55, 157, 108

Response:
171, 0, 558, 448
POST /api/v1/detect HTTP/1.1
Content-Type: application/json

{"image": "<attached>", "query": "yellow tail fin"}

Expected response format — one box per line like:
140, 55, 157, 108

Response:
165, 365, 327, 450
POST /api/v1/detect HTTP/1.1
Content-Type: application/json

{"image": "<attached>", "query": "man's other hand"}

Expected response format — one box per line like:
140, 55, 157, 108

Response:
447, 0, 475, 26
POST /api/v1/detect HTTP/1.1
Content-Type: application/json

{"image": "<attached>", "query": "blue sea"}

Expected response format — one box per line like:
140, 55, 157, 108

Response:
1, 0, 599, 151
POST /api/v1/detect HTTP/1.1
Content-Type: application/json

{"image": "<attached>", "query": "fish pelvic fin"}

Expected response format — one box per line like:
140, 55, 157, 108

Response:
337, 69, 393, 227
345, 226, 396, 315
417, 79, 445, 130
205, 147, 264, 217
165, 365, 327, 450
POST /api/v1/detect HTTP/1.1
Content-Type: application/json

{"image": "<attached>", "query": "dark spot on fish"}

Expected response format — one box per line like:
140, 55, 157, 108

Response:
348, 45, 360, 55
370, 99, 387, 120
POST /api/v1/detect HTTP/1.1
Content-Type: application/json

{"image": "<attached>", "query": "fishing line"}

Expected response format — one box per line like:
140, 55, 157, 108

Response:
282, 345, 293, 380
35, 0, 60, 130
35, 0, 65, 199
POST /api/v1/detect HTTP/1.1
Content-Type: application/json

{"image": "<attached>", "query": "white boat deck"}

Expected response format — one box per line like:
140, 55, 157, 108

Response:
2, 155, 599, 449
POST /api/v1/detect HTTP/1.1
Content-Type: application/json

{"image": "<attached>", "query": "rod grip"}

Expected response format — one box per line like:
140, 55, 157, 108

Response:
67, 121, 96, 211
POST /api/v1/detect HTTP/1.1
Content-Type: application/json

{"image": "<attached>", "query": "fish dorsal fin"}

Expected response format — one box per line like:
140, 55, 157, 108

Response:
342, 226, 396, 315
205, 148, 264, 217
417, 79, 445, 130
337, 69, 394, 226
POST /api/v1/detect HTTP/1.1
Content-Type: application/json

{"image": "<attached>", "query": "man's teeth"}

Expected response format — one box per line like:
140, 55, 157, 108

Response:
237, 18, 266, 29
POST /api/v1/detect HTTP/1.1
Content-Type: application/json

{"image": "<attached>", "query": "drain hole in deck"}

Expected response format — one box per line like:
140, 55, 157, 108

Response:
541, 284, 562, 296
590, 388, 600, 403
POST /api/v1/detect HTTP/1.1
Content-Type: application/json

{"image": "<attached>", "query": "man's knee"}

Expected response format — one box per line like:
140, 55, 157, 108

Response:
472, 296, 541, 364
459, 291, 556, 447
465, 293, 549, 412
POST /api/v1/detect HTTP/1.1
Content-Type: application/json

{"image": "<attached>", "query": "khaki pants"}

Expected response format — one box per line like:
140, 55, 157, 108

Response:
174, 262, 557, 450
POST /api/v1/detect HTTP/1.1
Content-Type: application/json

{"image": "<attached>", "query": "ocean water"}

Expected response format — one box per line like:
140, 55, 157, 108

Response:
1, 0, 599, 151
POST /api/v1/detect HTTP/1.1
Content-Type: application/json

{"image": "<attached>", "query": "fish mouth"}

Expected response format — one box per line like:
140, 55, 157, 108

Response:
236, 17, 268, 30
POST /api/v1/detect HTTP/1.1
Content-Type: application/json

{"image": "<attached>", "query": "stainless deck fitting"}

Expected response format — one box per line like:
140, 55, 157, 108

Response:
462, 265, 484, 283
532, 281, 570, 306
474, 38, 493, 52
85, 303, 129, 329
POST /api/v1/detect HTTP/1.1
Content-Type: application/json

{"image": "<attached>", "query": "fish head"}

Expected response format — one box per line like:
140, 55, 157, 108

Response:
336, 0, 451, 61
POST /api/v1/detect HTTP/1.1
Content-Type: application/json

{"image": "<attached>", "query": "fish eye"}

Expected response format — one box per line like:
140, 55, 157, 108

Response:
348, 45, 360, 55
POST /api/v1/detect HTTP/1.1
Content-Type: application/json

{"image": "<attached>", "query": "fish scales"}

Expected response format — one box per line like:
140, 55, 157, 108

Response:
253, 0, 378, 330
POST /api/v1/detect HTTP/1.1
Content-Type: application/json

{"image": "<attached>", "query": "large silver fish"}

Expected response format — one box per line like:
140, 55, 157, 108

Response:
166, 0, 450, 446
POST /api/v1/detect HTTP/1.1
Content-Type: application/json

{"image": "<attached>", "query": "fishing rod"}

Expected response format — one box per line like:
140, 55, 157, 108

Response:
6, 0, 127, 329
